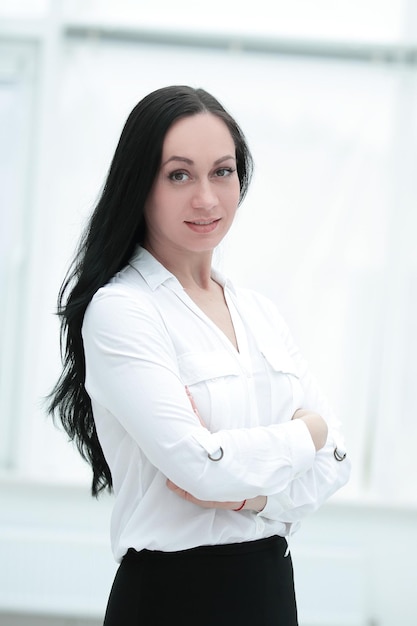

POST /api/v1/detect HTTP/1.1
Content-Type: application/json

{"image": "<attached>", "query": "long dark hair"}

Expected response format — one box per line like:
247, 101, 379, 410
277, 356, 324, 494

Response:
47, 85, 254, 496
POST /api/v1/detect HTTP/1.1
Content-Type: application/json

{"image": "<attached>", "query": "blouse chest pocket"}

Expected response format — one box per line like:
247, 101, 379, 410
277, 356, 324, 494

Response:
260, 348, 299, 378
177, 350, 241, 385
260, 346, 305, 422
176, 350, 244, 430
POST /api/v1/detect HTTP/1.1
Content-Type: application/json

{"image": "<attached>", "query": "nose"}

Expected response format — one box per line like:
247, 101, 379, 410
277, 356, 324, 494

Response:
191, 179, 218, 210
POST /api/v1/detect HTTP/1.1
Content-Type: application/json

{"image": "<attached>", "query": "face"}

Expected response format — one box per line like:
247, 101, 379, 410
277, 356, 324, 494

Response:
143, 113, 241, 258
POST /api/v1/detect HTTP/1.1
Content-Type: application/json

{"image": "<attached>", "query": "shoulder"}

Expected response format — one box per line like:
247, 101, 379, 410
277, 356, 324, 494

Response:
83, 269, 159, 333
92, 259, 155, 304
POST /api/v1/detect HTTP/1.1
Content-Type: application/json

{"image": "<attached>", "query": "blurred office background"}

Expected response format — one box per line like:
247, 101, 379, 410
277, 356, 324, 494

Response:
0, 0, 416, 624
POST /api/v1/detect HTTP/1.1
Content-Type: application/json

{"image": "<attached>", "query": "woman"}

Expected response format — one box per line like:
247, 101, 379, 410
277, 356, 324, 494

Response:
48, 85, 350, 625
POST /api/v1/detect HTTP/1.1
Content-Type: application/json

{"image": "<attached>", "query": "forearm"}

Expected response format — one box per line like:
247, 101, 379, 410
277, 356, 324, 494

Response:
291, 408, 328, 451
167, 406, 328, 513
166, 479, 267, 512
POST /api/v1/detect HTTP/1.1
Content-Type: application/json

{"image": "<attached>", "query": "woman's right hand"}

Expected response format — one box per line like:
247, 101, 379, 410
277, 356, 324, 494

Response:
292, 409, 328, 451
166, 479, 267, 512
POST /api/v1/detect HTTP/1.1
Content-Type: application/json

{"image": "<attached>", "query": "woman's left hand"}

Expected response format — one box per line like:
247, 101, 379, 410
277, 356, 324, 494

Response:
166, 479, 266, 512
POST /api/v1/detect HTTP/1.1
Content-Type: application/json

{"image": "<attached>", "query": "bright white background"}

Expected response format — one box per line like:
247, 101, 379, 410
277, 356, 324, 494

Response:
0, 1, 417, 625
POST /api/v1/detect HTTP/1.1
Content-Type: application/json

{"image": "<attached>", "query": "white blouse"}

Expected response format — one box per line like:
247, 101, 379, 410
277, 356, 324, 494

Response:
82, 246, 350, 562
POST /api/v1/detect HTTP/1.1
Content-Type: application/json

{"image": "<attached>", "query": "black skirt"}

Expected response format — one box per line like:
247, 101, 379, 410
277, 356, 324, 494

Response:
103, 535, 298, 626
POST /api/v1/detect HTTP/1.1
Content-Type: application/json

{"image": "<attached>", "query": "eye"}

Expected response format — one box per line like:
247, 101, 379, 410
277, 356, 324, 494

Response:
215, 167, 235, 178
168, 170, 190, 182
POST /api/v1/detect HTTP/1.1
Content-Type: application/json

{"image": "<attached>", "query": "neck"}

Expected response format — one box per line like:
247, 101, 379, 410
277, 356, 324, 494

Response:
143, 243, 214, 291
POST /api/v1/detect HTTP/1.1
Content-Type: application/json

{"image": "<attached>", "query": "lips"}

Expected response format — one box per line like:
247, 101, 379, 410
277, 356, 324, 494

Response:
186, 219, 219, 225
185, 218, 220, 233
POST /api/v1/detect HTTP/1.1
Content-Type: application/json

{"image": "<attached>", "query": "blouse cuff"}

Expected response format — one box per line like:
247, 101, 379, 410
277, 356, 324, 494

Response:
284, 418, 316, 477
257, 492, 294, 520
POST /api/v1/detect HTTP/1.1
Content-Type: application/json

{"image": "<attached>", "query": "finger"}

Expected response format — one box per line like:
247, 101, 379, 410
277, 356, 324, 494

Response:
166, 479, 186, 496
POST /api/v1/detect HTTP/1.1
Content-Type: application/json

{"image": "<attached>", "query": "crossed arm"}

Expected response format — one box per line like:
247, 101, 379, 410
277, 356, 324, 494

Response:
166, 387, 328, 513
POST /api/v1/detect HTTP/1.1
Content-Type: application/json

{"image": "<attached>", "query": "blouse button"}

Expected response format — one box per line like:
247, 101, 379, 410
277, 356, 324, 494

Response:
334, 447, 347, 462
208, 447, 224, 462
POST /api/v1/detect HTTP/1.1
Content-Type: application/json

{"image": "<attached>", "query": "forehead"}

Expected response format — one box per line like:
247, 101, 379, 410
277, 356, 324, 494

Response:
162, 113, 235, 157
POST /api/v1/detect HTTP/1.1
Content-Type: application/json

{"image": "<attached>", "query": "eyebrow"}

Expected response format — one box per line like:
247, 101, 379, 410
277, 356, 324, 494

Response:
161, 154, 236, 167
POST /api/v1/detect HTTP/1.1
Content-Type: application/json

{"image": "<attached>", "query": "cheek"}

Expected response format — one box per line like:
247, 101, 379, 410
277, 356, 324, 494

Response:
144, 187, 169, 225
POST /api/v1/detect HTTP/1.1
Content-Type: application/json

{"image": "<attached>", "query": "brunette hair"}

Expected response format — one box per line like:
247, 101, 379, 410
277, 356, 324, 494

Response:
47, 85, 254, 495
